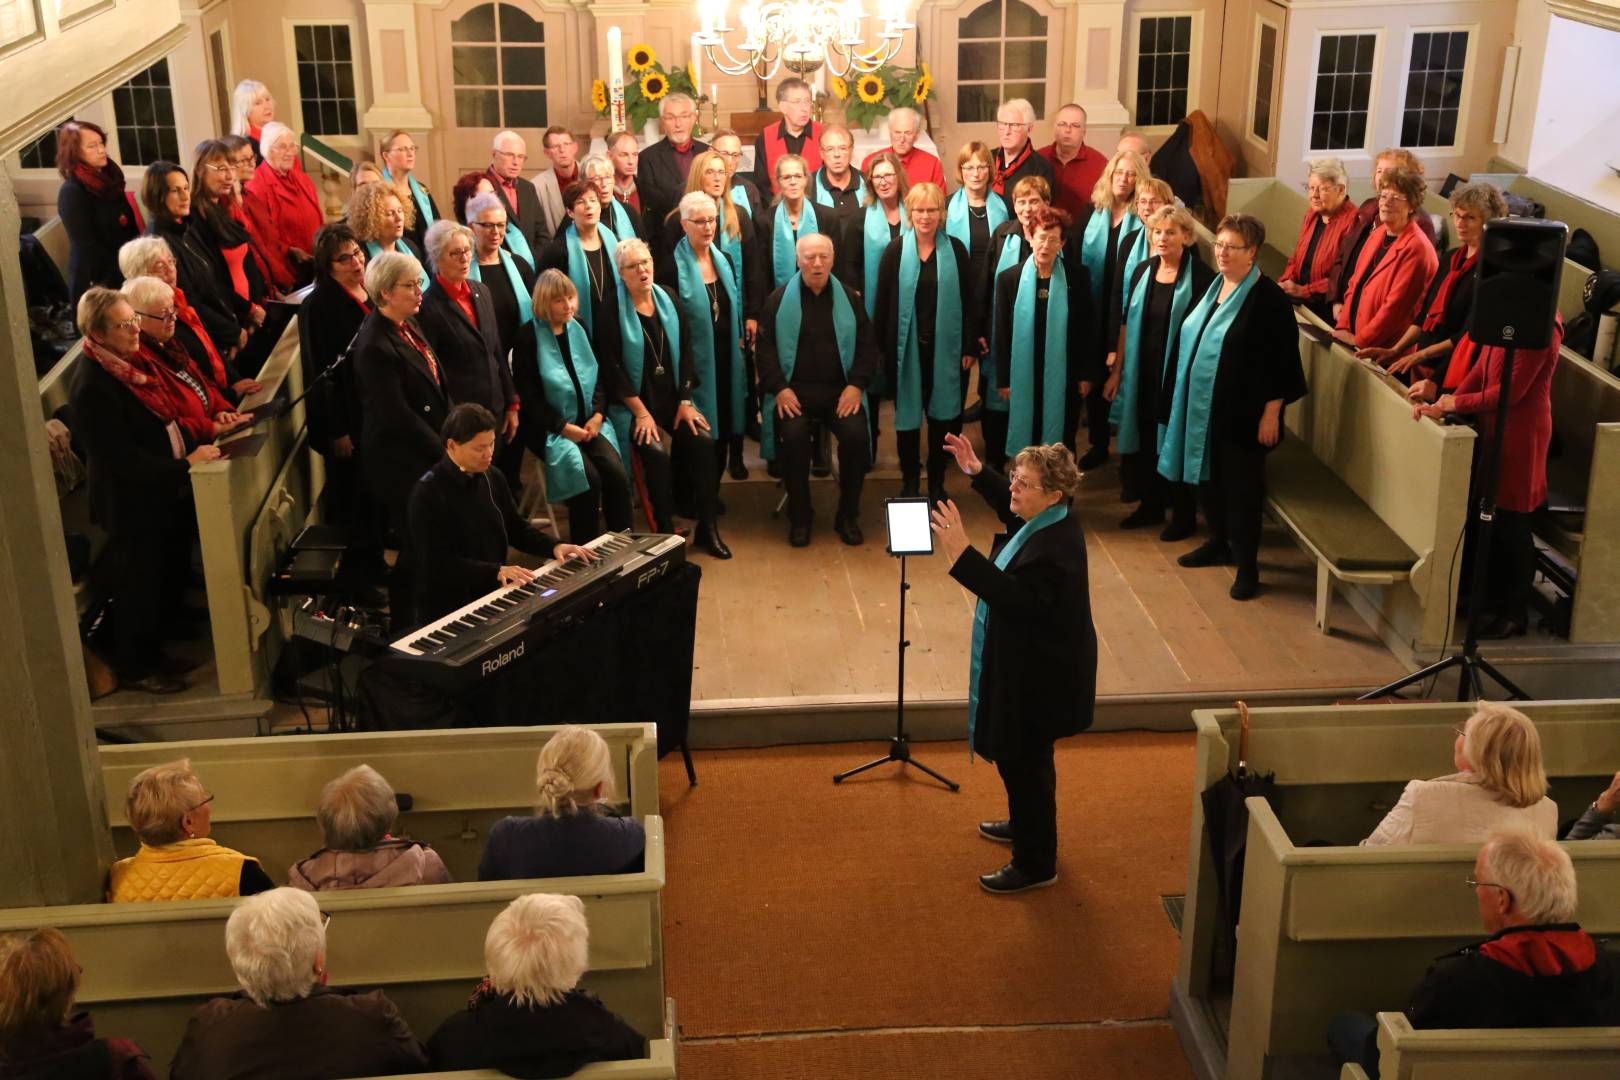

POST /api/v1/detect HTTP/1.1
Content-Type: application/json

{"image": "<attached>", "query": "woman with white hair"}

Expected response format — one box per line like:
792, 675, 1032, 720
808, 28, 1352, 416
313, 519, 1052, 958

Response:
170, 888, 429, 1079
121, 275, 244, 444
119, 236, 245, 400
243, 122, 322, 291
230, 80, 275, 162
417, 219, 520, 450
584, 153, 642, 243
288, 765, 451, 890
1278, 157, 1356, 321
479, 727, 645, 880
107, 758, 272, 900
1363, 702, 1558, 845
426, 893, 644, 1073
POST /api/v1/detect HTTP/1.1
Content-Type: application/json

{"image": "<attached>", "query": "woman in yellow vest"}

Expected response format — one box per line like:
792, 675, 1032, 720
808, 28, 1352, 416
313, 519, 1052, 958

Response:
107, 759, 273, 902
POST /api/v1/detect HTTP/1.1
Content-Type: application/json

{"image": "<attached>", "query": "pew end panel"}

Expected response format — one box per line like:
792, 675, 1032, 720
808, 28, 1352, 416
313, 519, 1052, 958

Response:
1570, 421, 1620, 643
1372, 1011, 1620, 1079
1339, 1066, 1371, 1080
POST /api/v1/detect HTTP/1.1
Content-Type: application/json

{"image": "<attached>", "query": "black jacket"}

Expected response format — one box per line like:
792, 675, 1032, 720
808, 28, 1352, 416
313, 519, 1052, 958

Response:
352, 311, 451, 521
655, 214, 766, 321
992, 257, 1095, 386
510, 322, 609, 445
992, 143, 1056, 215
873, 234, 977, 395
755, 279, 881, 396
69, 355, 191, 535
949, 466, 1097, 761
488, 170, 553, 266
756, 201, 854, 294
1185, 274, 1308, 448
58, 174, 141, 302
148, 216, 242, 360
417, 278, 518, 418
594, 285, 697, 421
298, 278, 371, 448
427, 989, 644, 1079
1125, 253, 1216, 409
1405, 923, 1620, 1031
636, 138, 709, 262
407, 455, 559, 624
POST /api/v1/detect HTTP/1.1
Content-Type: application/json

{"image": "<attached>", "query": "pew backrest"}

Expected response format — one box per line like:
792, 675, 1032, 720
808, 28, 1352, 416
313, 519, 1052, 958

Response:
1372, 1011, 1620, 1080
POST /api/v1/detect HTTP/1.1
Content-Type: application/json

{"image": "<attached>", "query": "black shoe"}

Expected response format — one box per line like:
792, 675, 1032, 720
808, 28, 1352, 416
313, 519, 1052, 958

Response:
1159, 519, 1196, 543
694, 522, 732, 560
1078, 446, 1109, 470
979, 862, 1057, 894
1120, 482, 1140, 503
728, 456, 748, 481
789, 524, 812, 547
766, 459, 782, 479
812, 462, 832, 478
962, 401, 984, 424
979, 820, 1014, 843
1229, 569, 1259, 601
1476, 615, 1527, 640
834, 516, 864, 546
1178, 539, 1233, 568
1120, 505, 1165, 530
153, 653, 200, 676
121, 672, 188, 695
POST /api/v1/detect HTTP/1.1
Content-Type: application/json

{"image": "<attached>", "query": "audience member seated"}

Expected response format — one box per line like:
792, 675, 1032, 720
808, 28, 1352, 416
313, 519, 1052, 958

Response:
478, 726, 645, 880
141, 161, 250, 362
1334, 165, 1438, 350
1277, 157, 1357, 322
55, 120, 143, 304
348, 180, 427, 287
1567, 769, 1620, 839
170, 888, 429, 1079
452, 169, 497, 225
121, 276, 244, 446
0, 927, 156, 1079
108, 758, 273, 900
72, 290, 224, 697
244, 122, 323, 292
1330, 831, 1620, 1079
229, 79, 276, 165
1363, 703, 1557, 845
118, 236, 256, 400
288, 764, 451, 890
426, 893, 645, 1075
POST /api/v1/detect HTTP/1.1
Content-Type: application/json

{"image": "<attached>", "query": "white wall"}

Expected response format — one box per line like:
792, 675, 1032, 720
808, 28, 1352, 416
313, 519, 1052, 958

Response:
1523, 16, 1620, 202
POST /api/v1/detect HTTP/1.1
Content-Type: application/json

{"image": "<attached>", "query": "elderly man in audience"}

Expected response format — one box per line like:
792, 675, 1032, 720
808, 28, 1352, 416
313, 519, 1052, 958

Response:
418, 219, 520, 449
1334, 165, 1439, 350
1330, 831, 1620, 1079
1039, 104, 1106, 220
863, 107, 944, 189
479, 727, 646, 880
753, 77, 822, 195
171, 888, 429, 1079
533, 125, 583, 238
990, 98, 1055, 211
757, 232, 881, 547
427, 893, 646, 1074
1277, 157, 1358, 322
288, 764, 451, 890
1363, 703, 1557, 845
486, 130, 550, 269
0, 928, 157, 1078
107, 758, 272, 901
638, 94, 708, 262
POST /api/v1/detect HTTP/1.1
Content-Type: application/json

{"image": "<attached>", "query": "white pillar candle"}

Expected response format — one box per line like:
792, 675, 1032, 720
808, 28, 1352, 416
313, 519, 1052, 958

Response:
691, 33, 704, 91
607, 26, 623, 86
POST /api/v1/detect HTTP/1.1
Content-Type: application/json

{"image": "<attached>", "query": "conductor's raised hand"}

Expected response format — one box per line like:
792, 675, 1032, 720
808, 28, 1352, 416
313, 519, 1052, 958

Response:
930, 499, 969, 563
942, 431, 981, 476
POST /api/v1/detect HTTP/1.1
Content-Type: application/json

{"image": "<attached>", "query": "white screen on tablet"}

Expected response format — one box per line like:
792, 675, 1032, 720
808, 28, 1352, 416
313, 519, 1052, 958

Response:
885, 499, 934, 556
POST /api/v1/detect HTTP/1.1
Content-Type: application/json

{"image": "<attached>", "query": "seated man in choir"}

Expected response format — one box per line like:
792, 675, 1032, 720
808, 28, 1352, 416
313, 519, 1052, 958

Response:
1329, 831, 1620, 1079
288, 764, 451, 891
862, 106, 944, 190
407, 403, 593, 628
756, 232, 880, 547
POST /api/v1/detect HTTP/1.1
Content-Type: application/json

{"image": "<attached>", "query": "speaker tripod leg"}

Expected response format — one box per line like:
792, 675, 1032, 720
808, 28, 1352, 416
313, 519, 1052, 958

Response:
1470, 655, 1530, 700
833, 750, 900, 784
902, 755, 961, 791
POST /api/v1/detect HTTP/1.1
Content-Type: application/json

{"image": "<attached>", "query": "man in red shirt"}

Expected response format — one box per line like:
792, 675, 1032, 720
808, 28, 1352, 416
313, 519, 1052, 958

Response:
990, 97, 1054, 212
1039, 104, 1106, 219
861, 107, 944, 189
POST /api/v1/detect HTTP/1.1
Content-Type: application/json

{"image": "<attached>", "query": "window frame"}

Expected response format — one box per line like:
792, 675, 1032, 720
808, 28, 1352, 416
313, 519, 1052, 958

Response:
1303, 27, 1385, 162
953, 0, 1054, 126
282, 17, 363, 140
1397, 23, 1476, 155
1126, 9, 1203, 135
0, 0, 45, 60
1245, 11, 1282, 153
448, 1, 552, 132
109, 58, 181, 169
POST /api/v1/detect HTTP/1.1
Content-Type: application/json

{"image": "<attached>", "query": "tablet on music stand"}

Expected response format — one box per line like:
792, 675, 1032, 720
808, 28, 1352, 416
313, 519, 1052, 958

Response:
884, 497, 934, 557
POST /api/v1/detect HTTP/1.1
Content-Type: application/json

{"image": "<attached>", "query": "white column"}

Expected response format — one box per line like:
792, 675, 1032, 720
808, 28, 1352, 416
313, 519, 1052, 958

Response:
359, 0, 434, 134
1064, 0, 1130, 129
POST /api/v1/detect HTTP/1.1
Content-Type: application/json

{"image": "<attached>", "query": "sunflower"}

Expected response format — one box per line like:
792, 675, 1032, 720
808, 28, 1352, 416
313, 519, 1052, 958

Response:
687, 62, 698, 88
912, 73, 932, 104
640, 71, 669, 101
831, 74, 849, 100
856, 73, 885, 104
627, 44, 656, 71
591, 79, 608, 112
921, 61, 932, 80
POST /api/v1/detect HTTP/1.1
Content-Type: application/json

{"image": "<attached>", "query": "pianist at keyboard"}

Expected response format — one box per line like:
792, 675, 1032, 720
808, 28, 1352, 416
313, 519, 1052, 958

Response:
407, 403, 594, 627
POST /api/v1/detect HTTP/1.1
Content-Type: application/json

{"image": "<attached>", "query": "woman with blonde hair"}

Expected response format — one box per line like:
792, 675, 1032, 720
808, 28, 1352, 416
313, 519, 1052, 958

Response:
107, 758, 273, 901
0, 928, 156, 1076
1363, 703, 1558, 845
347, 180, 427, 289
477, 727, 645, 880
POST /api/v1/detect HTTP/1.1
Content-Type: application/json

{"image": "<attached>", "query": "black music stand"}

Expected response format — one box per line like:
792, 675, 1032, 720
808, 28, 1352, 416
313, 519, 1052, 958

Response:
834, 499, 959, 790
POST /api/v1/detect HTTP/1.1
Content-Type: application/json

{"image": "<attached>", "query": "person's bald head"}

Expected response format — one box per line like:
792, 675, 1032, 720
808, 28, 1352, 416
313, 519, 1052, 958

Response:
796, 232, 835, 290
1116, 133, 1152, 164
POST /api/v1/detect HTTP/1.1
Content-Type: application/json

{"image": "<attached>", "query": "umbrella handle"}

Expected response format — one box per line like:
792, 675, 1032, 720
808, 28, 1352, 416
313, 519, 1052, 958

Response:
1236, 699, 1251, 776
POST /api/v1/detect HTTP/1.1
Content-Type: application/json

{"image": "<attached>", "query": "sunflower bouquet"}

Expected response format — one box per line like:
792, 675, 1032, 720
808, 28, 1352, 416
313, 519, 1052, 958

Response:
830, 60, 932, 132
593, 44, 710, 134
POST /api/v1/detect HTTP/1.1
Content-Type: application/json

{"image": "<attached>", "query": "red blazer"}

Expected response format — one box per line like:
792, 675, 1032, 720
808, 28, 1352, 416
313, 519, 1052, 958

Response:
759, 120, 823, 194
1449, 320, 1561, 514
1335, 219, 1438, 349
1280, 199, 1359, 298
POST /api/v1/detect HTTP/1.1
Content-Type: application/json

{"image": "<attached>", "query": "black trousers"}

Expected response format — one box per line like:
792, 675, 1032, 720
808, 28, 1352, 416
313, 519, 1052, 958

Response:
563, 436, 633, 543
495, 423, 529, 496
981, 409, 1009, 473
1078, 381, 1111, 452
92, 501, 190, 677
325, 449, 388, 580
996, 737, 1058, 878
636, 426, 719, 531
1200, 436, 1266, 576
897, 417, 963, 492
1124, 450, 1198, 525
1479, 508, 1536, 624
776, 393, 870, 528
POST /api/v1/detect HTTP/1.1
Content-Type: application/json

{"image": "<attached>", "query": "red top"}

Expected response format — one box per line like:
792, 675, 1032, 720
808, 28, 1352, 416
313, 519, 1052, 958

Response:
862, 146, 945, 190
1334, 219, 1439, 349
1038, 143, 1106, 219
398, 321, 441, 386
1449, 318, 1561, 513
1280, 198, 1361, 298
761, 121, 823, 193
437, 274, 477, 326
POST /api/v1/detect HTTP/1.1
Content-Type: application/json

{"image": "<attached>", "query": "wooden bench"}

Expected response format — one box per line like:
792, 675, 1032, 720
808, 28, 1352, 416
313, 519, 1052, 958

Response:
99, 725, 661, 884
1339, 1012, 1620, 1080
0, 818, 668, 1070
1540, 352, 1620, 642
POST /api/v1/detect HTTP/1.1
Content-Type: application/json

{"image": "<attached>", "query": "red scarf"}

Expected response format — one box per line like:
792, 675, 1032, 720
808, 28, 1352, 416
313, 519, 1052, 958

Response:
173, 286, 230, 390
992, 142, 1035, 196
73, 161, 144, 232
84, 338, 191, 450
1423, 246, 1478, 333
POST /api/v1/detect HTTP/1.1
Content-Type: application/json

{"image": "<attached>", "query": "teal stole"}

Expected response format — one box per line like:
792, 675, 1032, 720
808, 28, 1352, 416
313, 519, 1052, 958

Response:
1118, 226, 1151, 321
771, 201, 820, 288
536, 318, 623, 503
1004, 257, 1070, 456
673, 237, 744, 435
500, 206, 535, 268
468, 250, 534, 330
565, 224, 619, 330
604, 199, 636, 246
813, 169, 864, 208
861, 202, 907, 318
365, 240, 428, 291
761, 274, 864, 462
1078, 206, 1142, 307
607, 281, 682, 450
1158, 264, 1261, 485
715, 196, 747, 315
1110, 256, 1196, 455
384, 170, 435, 236
945, 188, 1008, 250
982, 232, 1029, 414
893, 232, 964, 430
968, 501, 1070, 755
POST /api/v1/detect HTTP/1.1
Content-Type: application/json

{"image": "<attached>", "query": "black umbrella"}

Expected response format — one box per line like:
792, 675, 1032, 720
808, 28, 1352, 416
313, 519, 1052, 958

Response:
1199, 701, 1278, 966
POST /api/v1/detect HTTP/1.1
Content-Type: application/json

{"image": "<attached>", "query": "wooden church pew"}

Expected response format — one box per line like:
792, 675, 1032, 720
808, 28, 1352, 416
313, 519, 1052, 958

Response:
99, 724, 660, 884
1340, 1012, 1620, 1080
0, 817, 667, 1071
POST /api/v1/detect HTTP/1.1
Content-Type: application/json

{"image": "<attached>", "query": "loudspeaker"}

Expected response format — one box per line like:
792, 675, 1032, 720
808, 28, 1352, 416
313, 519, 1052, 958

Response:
1469, 218, 1567, 349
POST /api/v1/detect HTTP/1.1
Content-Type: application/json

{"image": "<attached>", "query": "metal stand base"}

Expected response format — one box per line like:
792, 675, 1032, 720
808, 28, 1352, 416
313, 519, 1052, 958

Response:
1358, 648, 1528, 702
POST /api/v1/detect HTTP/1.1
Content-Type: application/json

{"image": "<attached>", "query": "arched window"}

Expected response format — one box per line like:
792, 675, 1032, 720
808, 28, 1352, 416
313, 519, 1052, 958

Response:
955, 0, 1048, 123
451, 2, 548, 129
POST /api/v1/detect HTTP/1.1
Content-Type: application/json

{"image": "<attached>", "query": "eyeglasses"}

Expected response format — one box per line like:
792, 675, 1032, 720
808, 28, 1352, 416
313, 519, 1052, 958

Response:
445, 247, 473, 260
1465, 878, 1513, 903
622, 257, 653, 273
997, 121, 1029, 130
1212, 242, 1253, 254
389, 143, 419, 154
394, 282, 424, 294
189, 792, 215, 811
471, 220, 508, 230
321, 913, 332, 933
1009, 474, 1045, 492
202, 163, 233, 174
494, 150, 528, 163
334, 248, 365, 264
137, 308, 178, 322
714, 149, 742, 161
109, 317, 141, 332
687, 216, 718, 227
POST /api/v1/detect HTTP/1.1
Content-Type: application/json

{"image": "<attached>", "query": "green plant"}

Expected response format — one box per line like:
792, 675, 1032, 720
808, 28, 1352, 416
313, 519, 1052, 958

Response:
594, 44, 709, 135
831, 60, 932, 131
